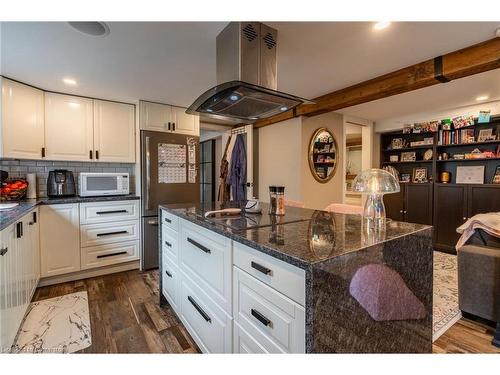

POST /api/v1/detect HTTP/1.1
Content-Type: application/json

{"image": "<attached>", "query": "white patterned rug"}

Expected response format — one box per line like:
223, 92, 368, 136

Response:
433, 251, 461, 341
12, 291, 91, 353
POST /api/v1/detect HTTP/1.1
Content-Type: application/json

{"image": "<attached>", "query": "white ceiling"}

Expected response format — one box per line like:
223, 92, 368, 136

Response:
1, 21, 499, 110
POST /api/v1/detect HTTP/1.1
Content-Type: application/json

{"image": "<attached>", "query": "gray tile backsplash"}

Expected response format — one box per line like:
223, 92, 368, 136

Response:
0, 159, 136, 197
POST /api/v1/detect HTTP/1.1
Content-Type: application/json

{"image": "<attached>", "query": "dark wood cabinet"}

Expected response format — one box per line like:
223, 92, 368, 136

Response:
384, 183, 433, 225
467, 185, 500, 216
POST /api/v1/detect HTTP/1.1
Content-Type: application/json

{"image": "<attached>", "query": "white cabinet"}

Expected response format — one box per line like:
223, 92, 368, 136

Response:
1, 78, 45, 159
44, 93, 94, 161
40, 204, 81, 277
0, 208, 40, 352
140, 101, 199, 136
93, 100, 135, 162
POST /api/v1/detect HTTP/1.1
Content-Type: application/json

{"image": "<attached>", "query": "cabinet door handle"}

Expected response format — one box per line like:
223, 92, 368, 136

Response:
96, 150, 99, 160
33, 211, 37, 224
0, 247, 8, 256
463, 217, 467, 221
96, 210, 128, 215
41, 147, 45, 158
188, 296, 211, 323
164, 240, 172, 247
165, 269, 172, 278
167, 122, 171, 131
96, 251, 127, 259
251, 309, 271, 327
251, 261, 272, 275
16, 222, 23, 238
172, 122, 175, 132
399, 210, 403, 213
187, 237, 211, 254
164, 217, 172, 223
89, 150, 93, 159
96, 230, 128, 237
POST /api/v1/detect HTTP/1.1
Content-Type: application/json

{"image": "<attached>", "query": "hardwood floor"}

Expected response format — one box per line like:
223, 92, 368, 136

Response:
32, 269, 500, 354
32, 270, 200, 354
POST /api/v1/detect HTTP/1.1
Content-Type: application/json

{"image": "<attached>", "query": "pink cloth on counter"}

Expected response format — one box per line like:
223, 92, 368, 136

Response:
456, 212, 500, 250
285, 200, 305, 208
324, 203, 363, 215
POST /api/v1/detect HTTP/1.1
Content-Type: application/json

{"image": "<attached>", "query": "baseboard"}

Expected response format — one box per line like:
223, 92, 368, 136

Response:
433, 311, 462, 342
38, 260, 140, 287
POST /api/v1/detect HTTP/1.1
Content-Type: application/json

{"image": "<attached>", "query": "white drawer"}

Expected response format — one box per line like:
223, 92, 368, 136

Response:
81, 240, 139, 270
79, 200, 139, 224
233, 266, 305, 353
179, 273, 232, 353
233, 321, 275, 353
233, 241, 305, 306
179, 219, 232, 313
161, 226, 179, 264
162, 256, 181, 312
161, 209, 179, 232
80, 220, 139, 247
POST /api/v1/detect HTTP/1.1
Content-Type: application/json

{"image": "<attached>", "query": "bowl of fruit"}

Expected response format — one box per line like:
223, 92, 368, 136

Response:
0, 178, 29, 201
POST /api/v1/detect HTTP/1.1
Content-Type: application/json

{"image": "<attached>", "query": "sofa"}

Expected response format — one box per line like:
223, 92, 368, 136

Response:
457, 229, 500, 347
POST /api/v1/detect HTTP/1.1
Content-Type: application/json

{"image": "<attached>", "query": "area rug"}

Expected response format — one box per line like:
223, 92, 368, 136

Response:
12, 291, 91, 353
433, 251, 461, 341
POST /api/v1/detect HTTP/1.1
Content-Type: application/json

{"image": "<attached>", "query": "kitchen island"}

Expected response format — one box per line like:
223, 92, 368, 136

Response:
159, 202, 433, 353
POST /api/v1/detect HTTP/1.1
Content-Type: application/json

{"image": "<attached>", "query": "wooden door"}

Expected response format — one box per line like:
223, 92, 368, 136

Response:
139, 100, 172, 132
172, 106, 199, 136
467, 185, 500, 217
405, 184, 433, 225
1, 78, 45, 159
44, 93, 94, 161
434, 184, 468, 254
383, 188, 405, 221
93, 100, 136, 162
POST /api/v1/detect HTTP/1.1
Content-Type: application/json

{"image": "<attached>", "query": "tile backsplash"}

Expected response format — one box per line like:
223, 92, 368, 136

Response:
0, 159, 136, 198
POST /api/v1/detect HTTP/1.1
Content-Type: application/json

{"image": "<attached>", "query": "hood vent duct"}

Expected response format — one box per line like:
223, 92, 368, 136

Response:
186, 22, 312, 123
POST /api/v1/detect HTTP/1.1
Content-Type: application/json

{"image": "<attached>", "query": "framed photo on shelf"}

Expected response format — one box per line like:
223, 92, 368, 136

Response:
400, 173, 411, 183
391, 138, 403, 150
401, 151, 416, 162
477, 128, 494, 142
492, 166, 500, 184
389, 155, 399, 162
412, 167, 428, 183
456, 165, 484, 184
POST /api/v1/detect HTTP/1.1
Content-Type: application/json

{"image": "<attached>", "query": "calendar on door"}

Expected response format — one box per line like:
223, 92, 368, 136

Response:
158, 143, 186, 183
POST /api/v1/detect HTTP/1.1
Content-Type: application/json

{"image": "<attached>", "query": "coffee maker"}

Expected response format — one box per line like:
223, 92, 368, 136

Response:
47, 170, 76, 197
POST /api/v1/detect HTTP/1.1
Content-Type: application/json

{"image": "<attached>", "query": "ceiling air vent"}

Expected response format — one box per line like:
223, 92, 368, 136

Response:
263, 32, 277, 49
242, 23, 258, 42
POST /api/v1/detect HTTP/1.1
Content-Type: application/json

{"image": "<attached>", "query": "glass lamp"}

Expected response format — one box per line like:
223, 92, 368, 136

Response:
352, 168, 400, 227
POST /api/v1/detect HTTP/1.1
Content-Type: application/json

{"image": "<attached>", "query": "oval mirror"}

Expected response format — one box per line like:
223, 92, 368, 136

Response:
308, 127, 338, 183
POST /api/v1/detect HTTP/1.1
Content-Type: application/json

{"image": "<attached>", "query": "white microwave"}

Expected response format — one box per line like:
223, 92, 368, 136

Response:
79, 172, 130, 197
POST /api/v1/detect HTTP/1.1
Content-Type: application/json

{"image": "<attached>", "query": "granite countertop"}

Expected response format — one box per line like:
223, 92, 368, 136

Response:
160, 201, 431, 269
0, 195, 140, 231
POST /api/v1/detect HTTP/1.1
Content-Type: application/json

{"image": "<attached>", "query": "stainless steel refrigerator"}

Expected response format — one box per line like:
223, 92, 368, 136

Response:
140, 130, 200, 270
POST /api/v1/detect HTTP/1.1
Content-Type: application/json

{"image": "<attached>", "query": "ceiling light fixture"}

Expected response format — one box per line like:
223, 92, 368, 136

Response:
63, 78, 77, 85
476, 95, 490, 101
373, 21, 391, 31
68, 22, 110, 37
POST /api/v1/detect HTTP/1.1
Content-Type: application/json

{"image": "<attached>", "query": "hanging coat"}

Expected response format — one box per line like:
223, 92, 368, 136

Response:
229, 134, 247, 201
217, 135, 232, 202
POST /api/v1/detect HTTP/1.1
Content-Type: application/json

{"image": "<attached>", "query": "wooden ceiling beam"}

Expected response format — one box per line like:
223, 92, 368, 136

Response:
254, 37, 500, 128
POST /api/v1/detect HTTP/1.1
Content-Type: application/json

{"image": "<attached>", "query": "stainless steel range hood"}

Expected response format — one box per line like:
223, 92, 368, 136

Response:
186, 22, 313, 123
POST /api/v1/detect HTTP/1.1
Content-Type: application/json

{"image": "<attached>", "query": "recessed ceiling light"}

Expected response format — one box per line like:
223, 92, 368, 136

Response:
280, 106, 288, 111
476, 95, 490, 101
63, 78, 77, 85
68, 22, 110, 37
229, 95, 239, 101
373, 21, 391, 31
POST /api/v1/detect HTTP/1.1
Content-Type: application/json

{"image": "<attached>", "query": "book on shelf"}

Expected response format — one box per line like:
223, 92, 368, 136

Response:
438, 128, 475, 145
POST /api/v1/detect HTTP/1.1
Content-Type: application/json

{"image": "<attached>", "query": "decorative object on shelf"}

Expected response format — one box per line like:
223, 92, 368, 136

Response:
465, 148, 483, 159
453, 154, 465, 160
452, 115, 474, 129
403, 124, 412, 134
352, 168, 400, 228
390, 138, 403, 150
441, 152, 449, 160
456, 165, 485, 184
478, 110, 491, 123
382, 165, 400, 181
389, 155, 399, 162
412, 123, 422, 133
492, 166, 500, 184
477, 128, 494, 142
423, 149, 433, 161
412, 167, 428, 183
401, 151, 416, 162
441, 119, 452, 131
308, 127, 338, 183
440, 171, 451, 184
401, 173, 411, 183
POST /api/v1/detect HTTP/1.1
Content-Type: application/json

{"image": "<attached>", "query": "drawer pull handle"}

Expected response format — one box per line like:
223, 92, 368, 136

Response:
97, 251, 127, 259
165, 241, 172, 247
97, 230, 128, 237
251, 309, 271, 327
164, 217, 172, 223
0, 247, 8, 256
96, 210, 128, 215
187, 238, 211, 254
188, 296, 211, 323
251, 261, 272, 275
165, 269, 172, 278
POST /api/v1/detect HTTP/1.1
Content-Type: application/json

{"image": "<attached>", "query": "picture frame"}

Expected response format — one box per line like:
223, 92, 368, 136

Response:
403, 124, 412, 134
401, 151, 416, 162
412, 167, 428, 183
389, 155, 399, 162
400, 173, 411, 183
477, 129, 493, 142
391, 138, 403, 149
456, 165, 484, 184
492, 166, 500, 184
